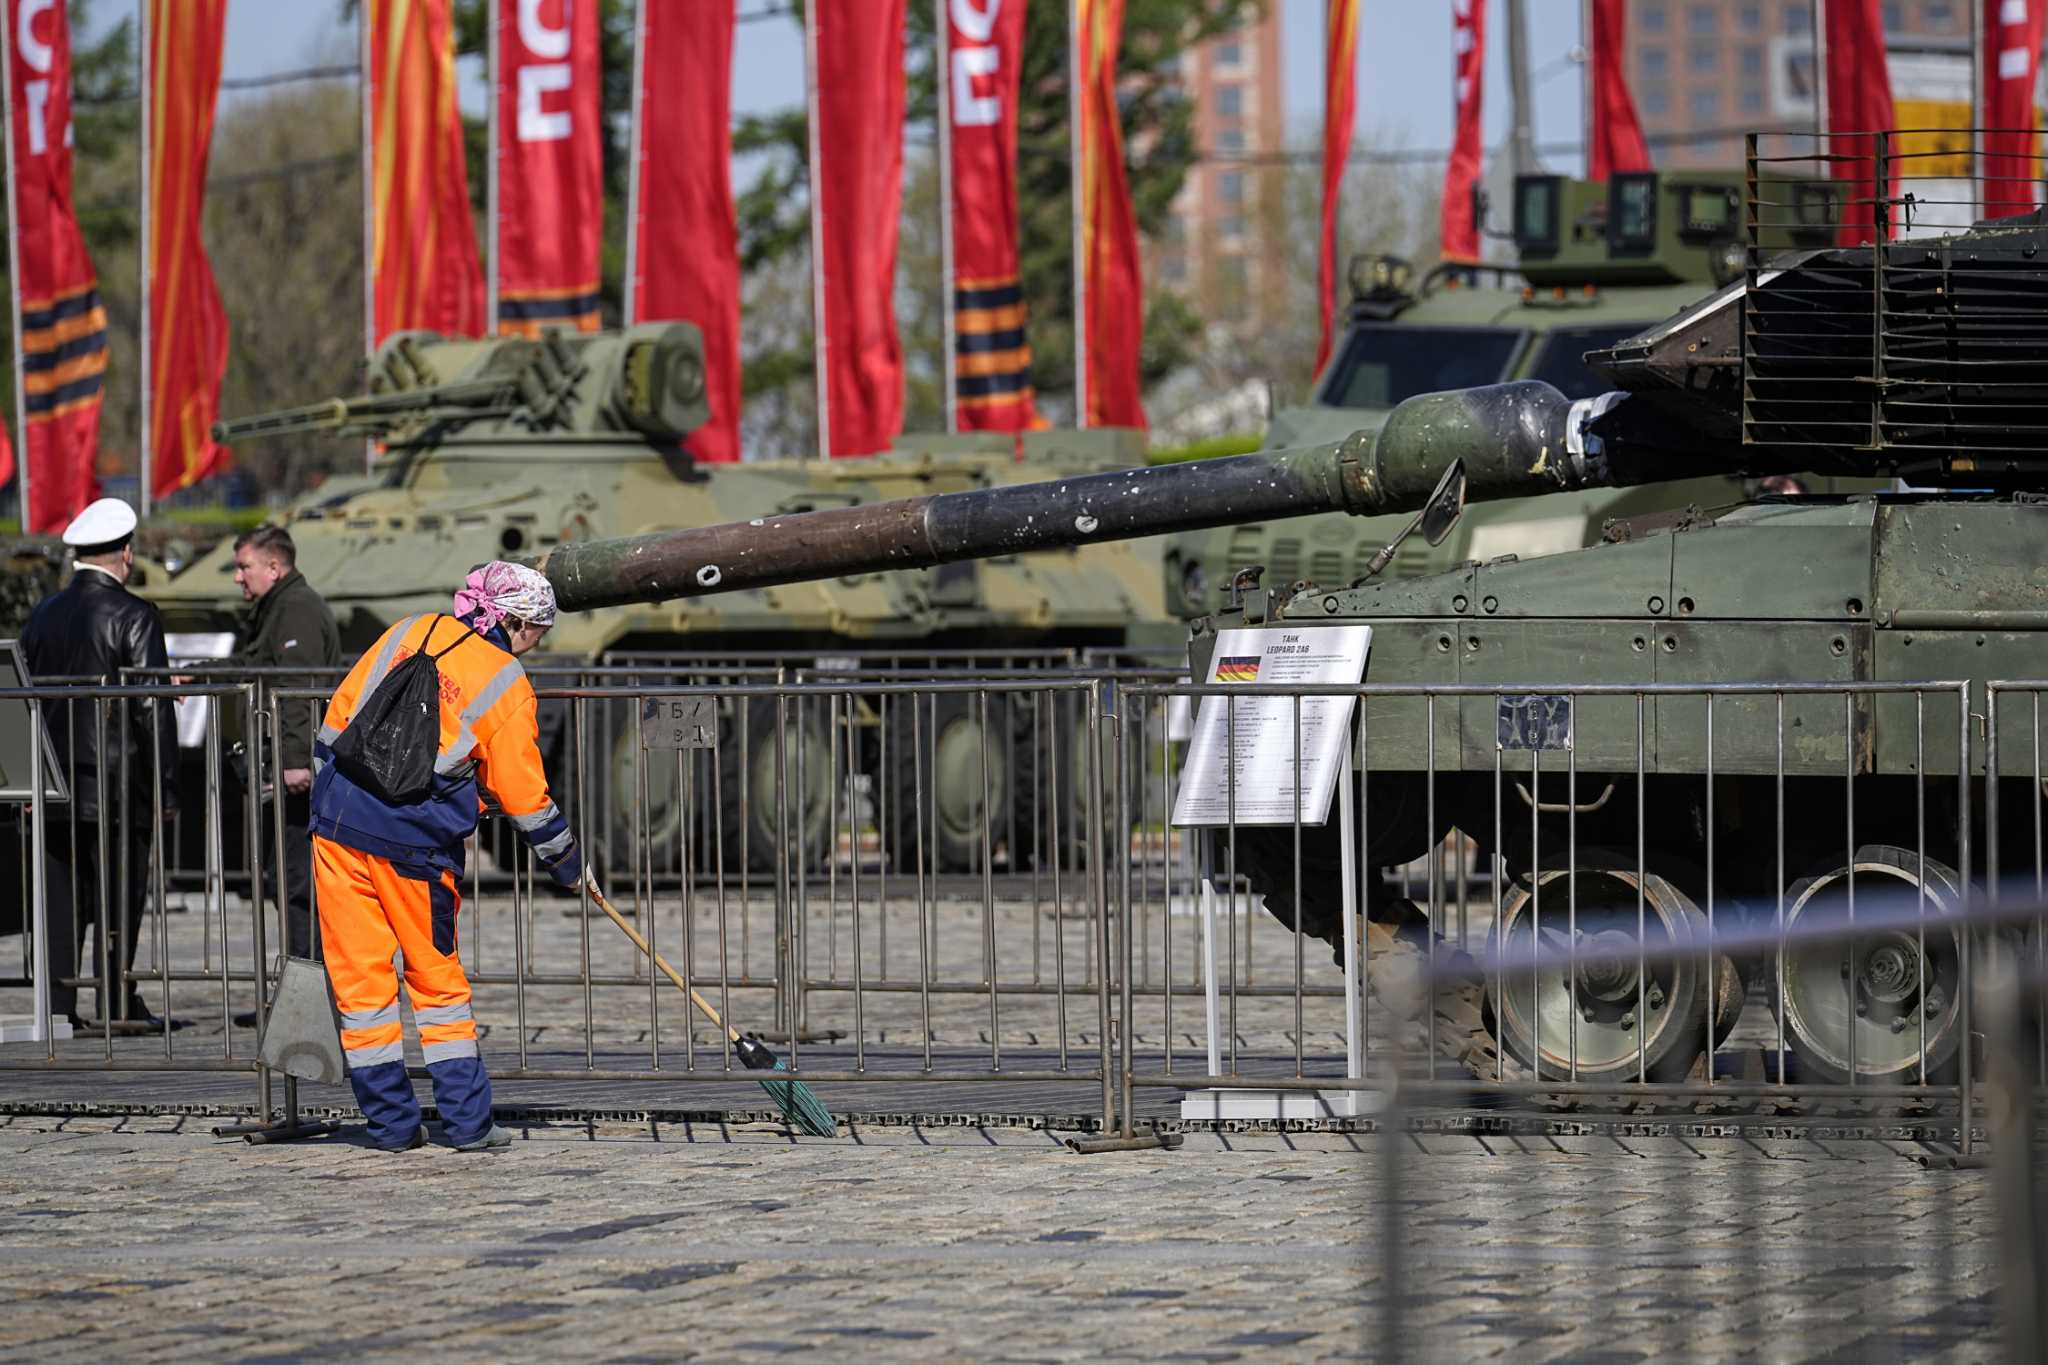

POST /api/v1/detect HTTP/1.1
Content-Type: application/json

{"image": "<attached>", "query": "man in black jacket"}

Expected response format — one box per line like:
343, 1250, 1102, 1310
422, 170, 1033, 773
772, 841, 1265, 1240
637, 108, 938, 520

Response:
21, 498, 178, 1031
228, 527, 339, 1022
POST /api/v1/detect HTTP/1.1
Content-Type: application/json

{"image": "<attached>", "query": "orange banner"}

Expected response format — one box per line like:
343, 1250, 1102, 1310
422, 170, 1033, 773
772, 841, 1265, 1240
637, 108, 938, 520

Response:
369, 0, 485, 344
146, 0, 230, 499
5, 0, 106, 532
945, 0, 1036, 431
1077, 0, 1143, 429
810, 0, 907, 457
1316, 0, 1359, 377
494, 0, 601, 335
1441, 0, 1485, 263
631, 0, 740, 461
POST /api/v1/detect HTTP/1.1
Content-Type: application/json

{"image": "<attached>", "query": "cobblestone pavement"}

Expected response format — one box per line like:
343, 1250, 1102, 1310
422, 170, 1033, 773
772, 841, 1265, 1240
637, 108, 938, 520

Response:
0, 1115, 2005, 1363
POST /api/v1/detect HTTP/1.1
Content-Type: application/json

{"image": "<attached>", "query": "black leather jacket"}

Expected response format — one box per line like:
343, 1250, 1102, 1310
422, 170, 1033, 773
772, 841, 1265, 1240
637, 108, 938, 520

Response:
21, 568, 178, 818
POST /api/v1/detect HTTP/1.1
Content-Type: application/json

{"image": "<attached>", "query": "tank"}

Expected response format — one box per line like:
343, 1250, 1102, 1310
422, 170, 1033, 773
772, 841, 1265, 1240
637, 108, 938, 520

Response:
1161, 168, 1867, 620
515, 148, 2046, 1088
165, 324, 1177, 873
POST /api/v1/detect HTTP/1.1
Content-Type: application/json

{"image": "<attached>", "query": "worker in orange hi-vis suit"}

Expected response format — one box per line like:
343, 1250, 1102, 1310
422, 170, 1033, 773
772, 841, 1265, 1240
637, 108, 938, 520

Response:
309, 562, 582, 1152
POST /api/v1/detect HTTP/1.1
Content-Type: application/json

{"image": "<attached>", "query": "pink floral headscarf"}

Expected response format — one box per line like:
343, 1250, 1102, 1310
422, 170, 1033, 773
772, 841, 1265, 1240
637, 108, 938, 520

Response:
452, 561, 558, 633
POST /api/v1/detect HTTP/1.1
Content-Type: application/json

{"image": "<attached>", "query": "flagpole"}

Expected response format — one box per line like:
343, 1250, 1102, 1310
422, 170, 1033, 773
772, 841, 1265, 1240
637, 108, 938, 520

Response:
804, 5, 831, 459
1067, 0, 1087, 428
1812, 0, 1828, 143
138, 0, 152, 518
1580, 0, 1593, 178
622, 0, 648, 326
1, 13, 31, 529
1968, 0, 1983, 193
486, 0, 500, 336
360, 0, 376, 475
936, 0, 957, 433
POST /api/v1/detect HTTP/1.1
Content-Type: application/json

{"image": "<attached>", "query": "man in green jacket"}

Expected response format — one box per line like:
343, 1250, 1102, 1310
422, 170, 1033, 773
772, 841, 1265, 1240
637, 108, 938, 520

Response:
231, 527, 340, 1022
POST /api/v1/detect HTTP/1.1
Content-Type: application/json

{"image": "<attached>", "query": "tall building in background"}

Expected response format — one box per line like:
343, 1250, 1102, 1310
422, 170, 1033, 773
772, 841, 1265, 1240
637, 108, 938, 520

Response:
1153, 11, 1285, 329
1627, 0, 1969, 170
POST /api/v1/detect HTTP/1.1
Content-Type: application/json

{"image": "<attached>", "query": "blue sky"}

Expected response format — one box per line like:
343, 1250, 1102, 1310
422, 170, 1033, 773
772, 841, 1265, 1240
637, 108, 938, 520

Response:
203, 0, 1591, 165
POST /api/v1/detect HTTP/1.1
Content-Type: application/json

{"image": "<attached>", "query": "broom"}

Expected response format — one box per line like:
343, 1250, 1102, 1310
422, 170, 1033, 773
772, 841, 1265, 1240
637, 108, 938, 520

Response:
586, 883, 837, 1138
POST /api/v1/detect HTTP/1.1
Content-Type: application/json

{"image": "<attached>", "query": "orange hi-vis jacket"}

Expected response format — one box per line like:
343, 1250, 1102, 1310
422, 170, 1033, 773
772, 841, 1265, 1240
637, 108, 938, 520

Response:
309, 613, 581, 886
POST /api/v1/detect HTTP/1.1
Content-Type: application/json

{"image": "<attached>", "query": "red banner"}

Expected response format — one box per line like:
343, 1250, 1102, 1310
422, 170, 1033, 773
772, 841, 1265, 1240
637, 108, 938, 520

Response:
1984, 0, 2045, 217
1441, 0, 1485, 263
495, 0, 601, 335
5, 0, 105, 532
369, 0, 485, 344
945, 0, 1036, 431
810, 1, 906, 457
1315, 0, 1359, 377
1825, 0, 1897, 245
146, 0, 230, 500
1588, 0, 1649, 180
631, 0, 739, 461
1077, 0, 1143, 429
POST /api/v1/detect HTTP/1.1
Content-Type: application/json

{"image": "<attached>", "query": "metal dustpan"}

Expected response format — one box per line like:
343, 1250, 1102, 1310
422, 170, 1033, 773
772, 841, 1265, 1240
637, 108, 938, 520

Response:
258, 957, 346, 1086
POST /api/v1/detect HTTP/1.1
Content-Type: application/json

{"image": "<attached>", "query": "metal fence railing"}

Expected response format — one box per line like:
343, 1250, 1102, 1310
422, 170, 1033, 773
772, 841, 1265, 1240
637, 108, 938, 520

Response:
5, 672, 2046, 1149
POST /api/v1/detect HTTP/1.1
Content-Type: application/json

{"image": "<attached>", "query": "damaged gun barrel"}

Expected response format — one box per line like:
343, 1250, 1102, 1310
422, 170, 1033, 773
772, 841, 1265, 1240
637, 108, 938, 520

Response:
535, 381, 1622, 614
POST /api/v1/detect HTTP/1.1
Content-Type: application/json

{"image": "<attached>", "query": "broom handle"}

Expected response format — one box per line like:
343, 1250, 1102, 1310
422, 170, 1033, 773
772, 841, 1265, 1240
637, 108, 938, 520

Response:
587, 886, 743, 1046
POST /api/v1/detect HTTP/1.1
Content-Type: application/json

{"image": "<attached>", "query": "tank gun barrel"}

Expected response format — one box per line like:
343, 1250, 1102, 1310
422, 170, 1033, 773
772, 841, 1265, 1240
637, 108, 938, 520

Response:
210, 379, 515, 444
536, 381, 1702, 614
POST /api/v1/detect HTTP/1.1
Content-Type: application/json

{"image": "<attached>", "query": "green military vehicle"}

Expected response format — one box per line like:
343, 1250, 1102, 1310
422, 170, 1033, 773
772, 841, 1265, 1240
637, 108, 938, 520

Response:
1163, 169, 1840, 618
517, 160, 2041, 1092
160, 324, 1177, 872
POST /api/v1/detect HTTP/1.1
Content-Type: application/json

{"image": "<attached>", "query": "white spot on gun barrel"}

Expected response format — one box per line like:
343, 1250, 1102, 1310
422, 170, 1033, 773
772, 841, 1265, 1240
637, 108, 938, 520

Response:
695, 565, 723, 587
1074, 514, 1099, 534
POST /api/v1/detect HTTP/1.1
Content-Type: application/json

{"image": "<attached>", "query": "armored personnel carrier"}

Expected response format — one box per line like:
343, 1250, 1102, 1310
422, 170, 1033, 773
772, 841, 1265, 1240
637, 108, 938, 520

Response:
167, 325, 1174, 871
1163, 168, 1852, 618
517, 144, 2041, 1089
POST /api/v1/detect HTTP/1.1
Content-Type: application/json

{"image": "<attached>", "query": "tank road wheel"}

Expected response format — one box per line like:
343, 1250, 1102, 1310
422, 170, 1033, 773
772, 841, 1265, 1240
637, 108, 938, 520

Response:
717, 697, 834, 876
1488, 856, 1741, 1084
882, 692, 1019, 875
1772, 845, 1977, 1085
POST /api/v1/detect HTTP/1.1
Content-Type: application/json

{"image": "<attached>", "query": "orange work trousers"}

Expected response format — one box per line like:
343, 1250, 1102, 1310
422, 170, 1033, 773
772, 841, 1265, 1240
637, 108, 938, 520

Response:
313, 836, 492, 1145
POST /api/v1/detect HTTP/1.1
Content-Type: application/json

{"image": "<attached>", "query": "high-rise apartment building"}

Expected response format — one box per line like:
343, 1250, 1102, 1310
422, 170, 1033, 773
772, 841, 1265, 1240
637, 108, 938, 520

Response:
1154, 11, 1287, 326
1625, 0, 1970, 170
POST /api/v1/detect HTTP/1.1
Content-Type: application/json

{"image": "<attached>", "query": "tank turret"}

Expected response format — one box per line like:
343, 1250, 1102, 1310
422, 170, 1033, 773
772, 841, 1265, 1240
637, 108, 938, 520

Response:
211, 322, 709, 447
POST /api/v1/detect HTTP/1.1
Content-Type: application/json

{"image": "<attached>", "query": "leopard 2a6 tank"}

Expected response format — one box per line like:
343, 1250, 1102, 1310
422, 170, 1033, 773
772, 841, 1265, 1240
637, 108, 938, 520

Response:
516, 142, 2048, 1089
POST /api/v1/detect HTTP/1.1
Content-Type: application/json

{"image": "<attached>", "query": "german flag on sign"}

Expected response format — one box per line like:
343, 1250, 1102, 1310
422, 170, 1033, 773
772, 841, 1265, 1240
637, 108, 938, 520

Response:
1214, 657, 1260, 683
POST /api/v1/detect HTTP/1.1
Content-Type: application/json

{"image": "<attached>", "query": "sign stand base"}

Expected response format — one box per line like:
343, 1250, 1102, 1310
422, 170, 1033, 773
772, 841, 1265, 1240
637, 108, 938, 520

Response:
0, 1015, 73, 1044
1179, 1087, 1382, 1121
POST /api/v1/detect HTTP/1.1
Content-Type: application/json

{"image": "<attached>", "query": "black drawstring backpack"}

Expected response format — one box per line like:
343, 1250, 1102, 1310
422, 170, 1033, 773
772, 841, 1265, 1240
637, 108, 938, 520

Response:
329, 615, 474, 804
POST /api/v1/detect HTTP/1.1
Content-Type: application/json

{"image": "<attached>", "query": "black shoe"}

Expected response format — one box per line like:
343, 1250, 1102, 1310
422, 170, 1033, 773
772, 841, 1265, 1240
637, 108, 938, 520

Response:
115, 1001, 189, 1034
233, 1010, 260, 1029
375, 1129, 427, 1153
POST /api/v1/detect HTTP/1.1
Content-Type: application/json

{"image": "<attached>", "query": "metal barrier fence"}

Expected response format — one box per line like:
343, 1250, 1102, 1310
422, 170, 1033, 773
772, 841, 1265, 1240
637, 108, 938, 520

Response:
1108, 677, 2002, 1138
4, 670, 2045, 1153
1, 675, 1127, 1130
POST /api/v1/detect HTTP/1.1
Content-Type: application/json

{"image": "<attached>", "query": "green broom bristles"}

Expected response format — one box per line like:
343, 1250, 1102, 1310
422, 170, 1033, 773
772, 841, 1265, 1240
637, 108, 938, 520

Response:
736, 1036, 838, 1137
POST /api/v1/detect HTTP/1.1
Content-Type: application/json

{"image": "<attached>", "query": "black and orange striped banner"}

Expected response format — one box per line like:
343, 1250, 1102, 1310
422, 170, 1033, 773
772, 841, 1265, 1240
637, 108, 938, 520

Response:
5, 0, 106, 531
944, 0, 1036, 431
146, 0, 231, 499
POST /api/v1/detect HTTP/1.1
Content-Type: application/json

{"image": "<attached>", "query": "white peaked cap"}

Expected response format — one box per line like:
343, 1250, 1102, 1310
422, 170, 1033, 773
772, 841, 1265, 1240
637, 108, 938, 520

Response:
61, 497, 139, 548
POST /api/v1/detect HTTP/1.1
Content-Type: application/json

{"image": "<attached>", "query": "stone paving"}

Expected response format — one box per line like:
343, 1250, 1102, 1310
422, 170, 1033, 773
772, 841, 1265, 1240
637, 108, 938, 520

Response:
0, 1115, 2009, 1362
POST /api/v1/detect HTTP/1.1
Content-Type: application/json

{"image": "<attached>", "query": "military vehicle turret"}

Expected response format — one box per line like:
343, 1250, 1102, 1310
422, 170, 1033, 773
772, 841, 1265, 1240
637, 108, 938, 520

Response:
1162, 168, 1861, 619
167, 324, 1176, 872
508, 144, 2042, 1089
